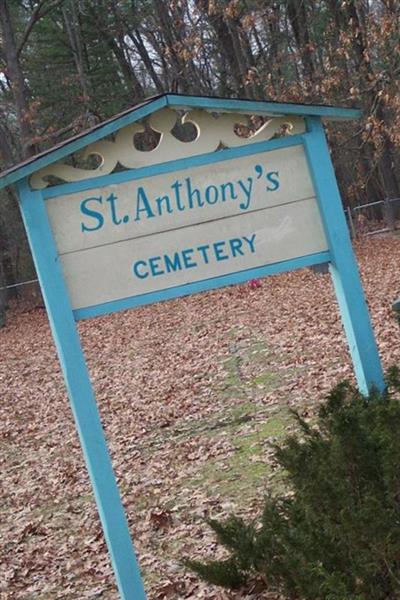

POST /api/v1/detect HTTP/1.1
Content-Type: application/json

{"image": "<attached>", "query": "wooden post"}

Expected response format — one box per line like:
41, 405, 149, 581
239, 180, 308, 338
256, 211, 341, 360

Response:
303, 117, 385, 395
383, 197, 395, 231
17, 180, 147, 600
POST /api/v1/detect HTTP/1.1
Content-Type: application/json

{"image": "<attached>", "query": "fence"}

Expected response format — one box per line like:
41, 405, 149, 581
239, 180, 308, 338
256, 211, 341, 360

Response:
346, 197, 400, 238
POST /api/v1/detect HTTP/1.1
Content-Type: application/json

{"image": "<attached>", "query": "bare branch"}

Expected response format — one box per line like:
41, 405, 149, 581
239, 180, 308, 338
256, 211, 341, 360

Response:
17, 0, 66, 58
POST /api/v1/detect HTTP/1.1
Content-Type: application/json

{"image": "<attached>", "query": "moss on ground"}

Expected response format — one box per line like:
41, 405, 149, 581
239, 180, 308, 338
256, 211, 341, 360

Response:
141, 332, 294, 510
188, 407, 292, 503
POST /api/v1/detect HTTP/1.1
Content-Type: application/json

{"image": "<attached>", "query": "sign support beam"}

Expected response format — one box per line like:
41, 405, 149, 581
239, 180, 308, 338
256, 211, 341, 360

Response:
17, 180, 147, 600
303, 117, 385, 395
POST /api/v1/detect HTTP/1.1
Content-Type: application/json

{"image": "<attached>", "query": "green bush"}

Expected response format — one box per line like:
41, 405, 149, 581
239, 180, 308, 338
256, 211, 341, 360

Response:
185, 367, 400, 599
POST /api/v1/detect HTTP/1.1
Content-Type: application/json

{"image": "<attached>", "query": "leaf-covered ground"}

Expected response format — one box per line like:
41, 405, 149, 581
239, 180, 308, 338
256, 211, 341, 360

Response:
1, 236, 400, 600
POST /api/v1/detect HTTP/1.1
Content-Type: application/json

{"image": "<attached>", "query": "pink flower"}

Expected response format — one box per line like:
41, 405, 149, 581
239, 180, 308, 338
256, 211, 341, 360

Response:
249, 279, 262, 289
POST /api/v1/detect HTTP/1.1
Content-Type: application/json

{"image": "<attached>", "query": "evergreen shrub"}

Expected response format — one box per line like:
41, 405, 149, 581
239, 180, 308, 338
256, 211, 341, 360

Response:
185, 367, 400, 599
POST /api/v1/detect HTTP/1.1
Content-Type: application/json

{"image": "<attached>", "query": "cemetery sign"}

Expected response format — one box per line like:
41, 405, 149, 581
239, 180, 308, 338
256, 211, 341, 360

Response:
0, 93, 385, 600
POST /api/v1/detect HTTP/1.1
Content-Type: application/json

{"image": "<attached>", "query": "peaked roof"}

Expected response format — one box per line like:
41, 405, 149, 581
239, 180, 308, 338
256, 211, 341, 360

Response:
0, 93, 361, 192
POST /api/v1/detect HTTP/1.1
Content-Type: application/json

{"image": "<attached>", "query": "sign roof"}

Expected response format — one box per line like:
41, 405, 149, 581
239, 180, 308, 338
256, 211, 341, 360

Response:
0, 93, 361, 192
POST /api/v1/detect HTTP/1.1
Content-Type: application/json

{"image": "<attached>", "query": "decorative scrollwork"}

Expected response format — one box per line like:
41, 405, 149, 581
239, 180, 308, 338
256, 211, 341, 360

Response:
30, 108, 305, 189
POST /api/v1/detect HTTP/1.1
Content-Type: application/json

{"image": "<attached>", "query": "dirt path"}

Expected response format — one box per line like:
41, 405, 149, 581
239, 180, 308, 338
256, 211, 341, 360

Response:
1, 236, 399, 599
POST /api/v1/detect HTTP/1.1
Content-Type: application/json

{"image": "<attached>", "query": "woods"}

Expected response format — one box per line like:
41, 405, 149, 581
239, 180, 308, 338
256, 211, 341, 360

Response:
0, 0, 399, 309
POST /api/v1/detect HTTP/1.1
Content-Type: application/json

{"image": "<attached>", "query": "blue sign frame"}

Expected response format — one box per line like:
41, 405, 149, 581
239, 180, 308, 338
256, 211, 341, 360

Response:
4, 97, 384, 599
42, 130, 329, 320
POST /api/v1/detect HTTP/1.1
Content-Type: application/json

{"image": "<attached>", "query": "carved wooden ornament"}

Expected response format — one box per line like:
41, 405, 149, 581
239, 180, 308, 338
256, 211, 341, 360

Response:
30, 108, 305, 189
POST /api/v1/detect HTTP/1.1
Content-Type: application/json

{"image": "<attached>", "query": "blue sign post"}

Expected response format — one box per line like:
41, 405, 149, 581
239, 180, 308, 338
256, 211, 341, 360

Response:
17, 179, 147, 600
304, 117, 384, 394
0, 94, 385, 599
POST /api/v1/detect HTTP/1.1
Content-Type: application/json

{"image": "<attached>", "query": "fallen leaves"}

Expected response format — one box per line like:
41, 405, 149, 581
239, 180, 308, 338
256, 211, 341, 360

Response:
0, 235, 399, 598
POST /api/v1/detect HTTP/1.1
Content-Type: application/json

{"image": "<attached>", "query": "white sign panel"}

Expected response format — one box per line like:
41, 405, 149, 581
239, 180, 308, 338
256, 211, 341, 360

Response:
46, 145, 328, 310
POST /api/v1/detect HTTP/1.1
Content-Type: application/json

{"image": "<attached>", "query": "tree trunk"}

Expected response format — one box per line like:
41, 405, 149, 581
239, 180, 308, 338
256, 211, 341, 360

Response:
62, 1, 95, 122
0, 1, 37, 325
0, 0, 36, 158
0, 121, 14, 166
345, 1, 400, 203
128, 29, 165, 94
152, 2, 192, 93
108, 37, 145, 100
85, 3, 144, 101
194, 0, 245, 95
287, 0, 315, 89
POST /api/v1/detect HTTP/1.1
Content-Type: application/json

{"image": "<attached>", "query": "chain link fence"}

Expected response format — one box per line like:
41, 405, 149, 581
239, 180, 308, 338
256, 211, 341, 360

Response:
345, 197, 400, 238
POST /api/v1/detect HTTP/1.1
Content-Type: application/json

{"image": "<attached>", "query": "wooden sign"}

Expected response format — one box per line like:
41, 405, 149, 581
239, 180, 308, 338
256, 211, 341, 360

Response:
46, 145, 327, 312
0, 94, 385, 600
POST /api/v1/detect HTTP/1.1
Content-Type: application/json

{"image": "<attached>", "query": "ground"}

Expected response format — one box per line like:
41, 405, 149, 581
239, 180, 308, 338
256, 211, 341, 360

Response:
1, 236, 400, 600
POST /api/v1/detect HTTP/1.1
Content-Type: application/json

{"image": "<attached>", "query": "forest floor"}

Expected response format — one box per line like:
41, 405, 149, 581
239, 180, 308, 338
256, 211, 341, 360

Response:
1, 235, 400, 600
